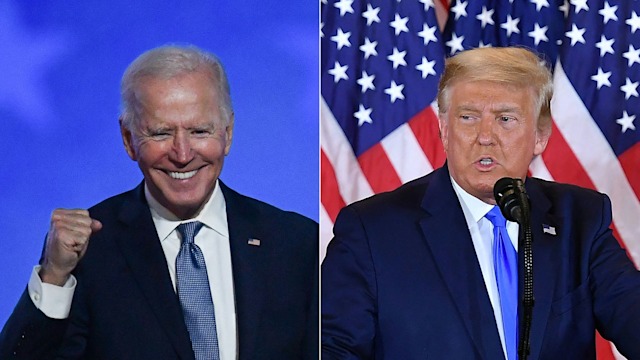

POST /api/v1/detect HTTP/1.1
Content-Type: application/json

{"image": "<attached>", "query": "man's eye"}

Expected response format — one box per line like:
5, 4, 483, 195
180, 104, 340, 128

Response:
149, 131, 170, 139
192, 130, 210, 136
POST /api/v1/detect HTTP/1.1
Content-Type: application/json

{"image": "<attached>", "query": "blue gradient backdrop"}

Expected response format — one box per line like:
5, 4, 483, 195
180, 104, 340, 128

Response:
0, 1, 318, 326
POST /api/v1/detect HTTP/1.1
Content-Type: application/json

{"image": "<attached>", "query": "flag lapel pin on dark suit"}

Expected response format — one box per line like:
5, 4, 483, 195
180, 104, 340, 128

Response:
542, 224, 557, 235
248, 238, 261, 246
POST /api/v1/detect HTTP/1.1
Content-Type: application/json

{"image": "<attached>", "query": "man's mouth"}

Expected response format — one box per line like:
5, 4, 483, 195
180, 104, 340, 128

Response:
167, 169, 198, 180
479, 158, 494, 166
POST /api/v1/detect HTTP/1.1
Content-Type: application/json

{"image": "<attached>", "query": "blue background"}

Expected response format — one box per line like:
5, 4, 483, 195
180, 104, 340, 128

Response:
0, 1, 318, 326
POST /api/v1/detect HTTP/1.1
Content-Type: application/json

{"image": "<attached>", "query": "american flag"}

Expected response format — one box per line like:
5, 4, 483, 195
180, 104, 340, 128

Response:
320, 0, 640, 359
321, 0, 448, 255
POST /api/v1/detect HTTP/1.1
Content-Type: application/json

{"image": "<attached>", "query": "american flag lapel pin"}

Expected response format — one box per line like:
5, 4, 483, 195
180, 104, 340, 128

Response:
248, 238, 261, 246
542, 224, 557, 236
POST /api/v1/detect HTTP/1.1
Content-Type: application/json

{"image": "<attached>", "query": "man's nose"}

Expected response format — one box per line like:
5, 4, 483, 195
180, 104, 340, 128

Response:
171, 132, 194, 163
477, 116, 496, 145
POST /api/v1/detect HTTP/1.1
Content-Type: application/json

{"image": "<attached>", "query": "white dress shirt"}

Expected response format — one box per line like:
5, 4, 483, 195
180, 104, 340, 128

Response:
28, 180, 237, 360
146, 181, 237, 360
27, 265, 75, 319
450, 177, 519, 360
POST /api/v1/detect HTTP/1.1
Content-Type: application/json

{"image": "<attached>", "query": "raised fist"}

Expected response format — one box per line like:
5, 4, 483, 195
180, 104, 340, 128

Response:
40, 209, 103, 286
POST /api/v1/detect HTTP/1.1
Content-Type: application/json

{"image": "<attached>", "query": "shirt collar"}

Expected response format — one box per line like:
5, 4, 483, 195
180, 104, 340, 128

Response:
145, 180, 229, 242
450, 176, 495, 226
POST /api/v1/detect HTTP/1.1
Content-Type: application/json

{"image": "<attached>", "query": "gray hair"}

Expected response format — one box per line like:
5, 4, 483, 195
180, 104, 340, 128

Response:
120, 44, 233, 131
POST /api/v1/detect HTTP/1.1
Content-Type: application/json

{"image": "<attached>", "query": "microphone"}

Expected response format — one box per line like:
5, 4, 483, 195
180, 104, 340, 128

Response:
493, 177, 528, 224
493, 177, 534, 360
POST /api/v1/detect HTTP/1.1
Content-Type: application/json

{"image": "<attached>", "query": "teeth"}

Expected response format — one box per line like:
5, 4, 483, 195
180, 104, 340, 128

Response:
168, 170, 197, 179
479, 158, 493, 165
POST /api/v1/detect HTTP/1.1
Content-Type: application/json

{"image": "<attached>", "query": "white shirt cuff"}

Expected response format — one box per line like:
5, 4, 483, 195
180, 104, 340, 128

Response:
27, 265, 76, 319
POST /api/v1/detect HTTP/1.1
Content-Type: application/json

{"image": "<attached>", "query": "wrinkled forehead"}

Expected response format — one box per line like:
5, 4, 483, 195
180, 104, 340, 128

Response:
135, 73, 218, 109
134, 76, 222, 126
446, 79, 538, 108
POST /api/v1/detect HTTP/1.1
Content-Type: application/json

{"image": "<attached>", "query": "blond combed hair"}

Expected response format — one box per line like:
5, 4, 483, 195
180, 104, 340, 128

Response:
437, 47, 553, 133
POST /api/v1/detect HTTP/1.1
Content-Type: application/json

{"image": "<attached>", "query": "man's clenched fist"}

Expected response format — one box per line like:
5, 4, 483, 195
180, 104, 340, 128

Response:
40, 209, 103, 286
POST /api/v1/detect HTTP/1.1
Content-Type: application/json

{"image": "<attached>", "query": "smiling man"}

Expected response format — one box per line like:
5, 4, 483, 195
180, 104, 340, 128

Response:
321, 47, 640, 359
0, 45, 318, 360
120, 66, 233, 220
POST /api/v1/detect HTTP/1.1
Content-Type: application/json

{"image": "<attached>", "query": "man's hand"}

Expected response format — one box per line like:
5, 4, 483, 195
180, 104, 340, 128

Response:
39, 209, 103, 286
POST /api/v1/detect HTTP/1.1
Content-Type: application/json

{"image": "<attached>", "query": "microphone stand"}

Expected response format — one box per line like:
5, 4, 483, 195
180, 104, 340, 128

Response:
494, 177, 535, 360
516, 181, 534, 360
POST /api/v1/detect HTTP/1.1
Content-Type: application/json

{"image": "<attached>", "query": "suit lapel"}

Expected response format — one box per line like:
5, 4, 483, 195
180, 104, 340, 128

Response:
114, 185, 194, 360
524, 179, 560, 360
220, 182, 266, 359
418, 168, 505, 359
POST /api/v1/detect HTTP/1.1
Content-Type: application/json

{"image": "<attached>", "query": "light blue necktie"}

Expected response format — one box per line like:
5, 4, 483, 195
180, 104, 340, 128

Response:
176, 221, 220, 360
486, 206, 518, 360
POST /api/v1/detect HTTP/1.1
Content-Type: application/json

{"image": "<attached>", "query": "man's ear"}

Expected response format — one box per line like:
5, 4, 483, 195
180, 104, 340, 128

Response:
533, 121, 552, 157
439, 113, 449, 152
120, 117, 137, 161
223, 113, 234, 156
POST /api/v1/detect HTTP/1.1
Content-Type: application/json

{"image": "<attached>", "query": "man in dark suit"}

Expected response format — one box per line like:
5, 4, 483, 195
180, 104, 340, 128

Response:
0, 45, 317, 359
321, 47, 640, 359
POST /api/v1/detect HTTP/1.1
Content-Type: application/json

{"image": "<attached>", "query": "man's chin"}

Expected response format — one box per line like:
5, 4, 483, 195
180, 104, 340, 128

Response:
156, 191, 208, 216
165, 200, 206, 219
475, 172, 506, 189
467, 180, 498, 203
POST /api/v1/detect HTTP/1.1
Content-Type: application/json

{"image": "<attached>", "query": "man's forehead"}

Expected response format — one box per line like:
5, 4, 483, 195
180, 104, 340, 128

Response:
454, 101, 525, 113
135, 76, 219, 109
451, 82, 535, 108
140, 116, 217, 127
450, 79, 533, 93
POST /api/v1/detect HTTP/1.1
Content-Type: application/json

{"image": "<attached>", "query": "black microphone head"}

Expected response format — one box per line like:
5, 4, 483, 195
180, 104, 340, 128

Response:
493, 177, 523, 223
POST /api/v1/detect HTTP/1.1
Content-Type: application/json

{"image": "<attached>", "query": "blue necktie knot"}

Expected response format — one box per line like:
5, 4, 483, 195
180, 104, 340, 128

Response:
178, 222, 206, 270
178, 221, 204, 245
485, 206, 507, 228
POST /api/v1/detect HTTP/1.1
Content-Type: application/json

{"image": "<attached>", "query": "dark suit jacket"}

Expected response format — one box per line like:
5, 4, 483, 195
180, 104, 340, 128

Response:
1, 181, 318, 359
322, 166, 640, 360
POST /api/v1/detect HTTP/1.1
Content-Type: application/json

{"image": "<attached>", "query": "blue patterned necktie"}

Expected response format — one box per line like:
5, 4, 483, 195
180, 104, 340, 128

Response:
485, 206, 518, 360
176, 221, 220, 360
